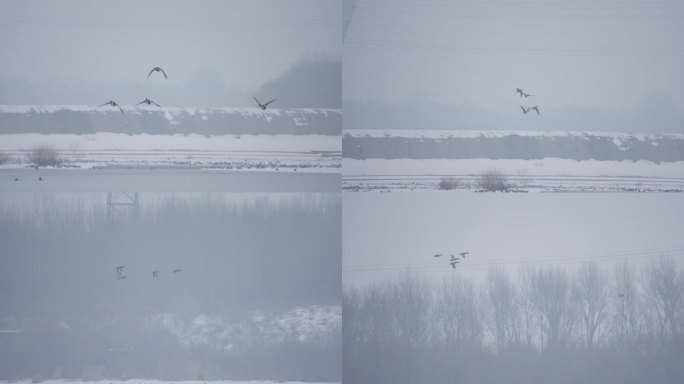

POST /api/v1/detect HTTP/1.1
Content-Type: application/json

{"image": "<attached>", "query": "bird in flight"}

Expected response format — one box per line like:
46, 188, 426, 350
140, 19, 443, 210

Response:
117, 275, 127, 280
253, 97, 277, 110
459, 252, 469, 258
515, 88, 524, 97
100, 100, 124, 114
152, 271, 160, 278
173, 269, 182, 273
115, 266, 126, 279
147, 67, 167, 79
433, 253, 444, 258
531, 106, 540, 115
449, 261, 460, 269
520, 105, 531, 114
136, 98, 162, 107
521, 92, 534, 98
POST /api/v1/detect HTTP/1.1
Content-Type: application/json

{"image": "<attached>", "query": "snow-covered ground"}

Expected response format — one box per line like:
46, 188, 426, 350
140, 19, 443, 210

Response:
343, 158, 684, 192
343, 192, 684, 287
0, 133, 341, 172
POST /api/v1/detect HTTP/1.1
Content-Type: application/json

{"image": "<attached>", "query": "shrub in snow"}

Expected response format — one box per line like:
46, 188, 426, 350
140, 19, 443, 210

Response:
28, 144, 61, 167
478, 169, 509, 192
438, 177, 461, 190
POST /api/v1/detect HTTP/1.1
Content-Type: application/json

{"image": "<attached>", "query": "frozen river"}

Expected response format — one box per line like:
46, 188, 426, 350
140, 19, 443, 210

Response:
0, 168, 340, 193
343, 191, 684, 287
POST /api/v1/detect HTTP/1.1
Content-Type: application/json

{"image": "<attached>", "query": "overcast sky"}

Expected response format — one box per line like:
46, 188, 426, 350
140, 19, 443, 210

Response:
343, 0, 684, 131
0, 0, 341, 106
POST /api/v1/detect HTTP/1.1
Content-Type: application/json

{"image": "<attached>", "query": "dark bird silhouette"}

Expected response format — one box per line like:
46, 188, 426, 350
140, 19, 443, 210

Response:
147, 66, 167, 79
515, 88, 524, 97
100, 100, 124, 114
173, 269, 182, 273
449, 261, 460, 269
520, 105, 531, 114
450, 254, 460, 262
521, 92, 533, 98
136, 98, 162, 107
253, 96, 277, 110
434, 253, 444, 258
152, 271, 159, 278
38, 177, 42, 181
531, 106, 540, 115
459, 252, 469, 258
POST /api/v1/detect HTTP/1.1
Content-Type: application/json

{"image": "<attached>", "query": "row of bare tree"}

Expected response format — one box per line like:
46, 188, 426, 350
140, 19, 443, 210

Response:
343, 256, 684, 384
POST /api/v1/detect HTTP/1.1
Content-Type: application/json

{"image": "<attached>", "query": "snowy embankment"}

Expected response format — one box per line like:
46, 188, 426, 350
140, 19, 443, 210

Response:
0, 105, 341, 136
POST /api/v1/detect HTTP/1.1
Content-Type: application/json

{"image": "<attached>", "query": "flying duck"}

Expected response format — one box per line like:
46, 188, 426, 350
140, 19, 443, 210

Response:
136, 98, 162, 107
100, 100, 124, 114
253, 97, 277, 110
147, 67, 167, 79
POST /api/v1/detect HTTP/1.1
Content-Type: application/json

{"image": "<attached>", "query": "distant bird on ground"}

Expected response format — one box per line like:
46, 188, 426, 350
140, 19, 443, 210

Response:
449, 254, 460, 262
100, 100, 124, 114
253, 96, 277, 110
147, 66, 167, 79
136, 98, 162, 107
449, 261, 460, 269
459, 252, 469, 258
520, 105, 531, 114
152, 271, 159, 278
434, 253, 444, 258
531, 106, 540, 115
173, 269, 182, 273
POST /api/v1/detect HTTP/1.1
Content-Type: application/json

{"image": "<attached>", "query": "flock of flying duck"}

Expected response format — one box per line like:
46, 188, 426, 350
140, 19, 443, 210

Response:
99, 66, 277, 114
115, 265, 182, 280
433, 251, 470, 269
516, 88, 541, 116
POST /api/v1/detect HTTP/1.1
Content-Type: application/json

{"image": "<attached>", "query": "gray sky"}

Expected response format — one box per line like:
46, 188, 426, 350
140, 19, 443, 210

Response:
343, 0, 684, 130
0, 0, 341, 106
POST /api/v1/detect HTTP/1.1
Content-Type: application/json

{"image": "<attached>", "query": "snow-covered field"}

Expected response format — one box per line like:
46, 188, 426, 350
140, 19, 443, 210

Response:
0, 133, 341, 172
343, 158, 684, 192
343, 192, 684, 287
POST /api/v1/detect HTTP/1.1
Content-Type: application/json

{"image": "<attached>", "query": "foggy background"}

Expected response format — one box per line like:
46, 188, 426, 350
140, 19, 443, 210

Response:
343, 0, 684, 133
0, 193, 341, 381
0, 0, 341, 108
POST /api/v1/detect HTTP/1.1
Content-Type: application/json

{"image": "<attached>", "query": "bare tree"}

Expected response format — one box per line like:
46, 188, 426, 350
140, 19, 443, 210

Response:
612, 261, 644, 345
530, 266, 574, 351
572, 261, 610, 348
487, 266, 520, 351
433, 277, 483, 349
643, 255, 684, 341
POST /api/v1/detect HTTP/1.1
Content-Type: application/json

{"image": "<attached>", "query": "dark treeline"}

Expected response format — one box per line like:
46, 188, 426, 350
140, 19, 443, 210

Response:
344, 257, 684, 384
0, 194, 341, 381
343, 133, 684, 162
0, 108, 341, 136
